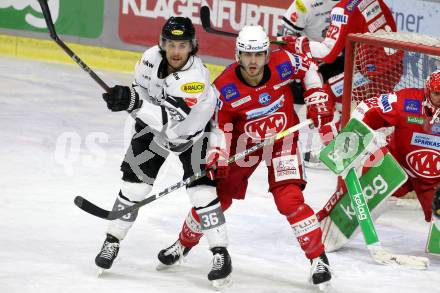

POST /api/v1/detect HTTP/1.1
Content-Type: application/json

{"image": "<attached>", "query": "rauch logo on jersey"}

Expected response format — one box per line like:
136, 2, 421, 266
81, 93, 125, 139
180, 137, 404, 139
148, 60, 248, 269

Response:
181, 82, 205, 94
404, 99, 421, 114
244, 112, 286, 140
220, 83, 240, 101
276, 62, 293, 81
406, 149, 440, 178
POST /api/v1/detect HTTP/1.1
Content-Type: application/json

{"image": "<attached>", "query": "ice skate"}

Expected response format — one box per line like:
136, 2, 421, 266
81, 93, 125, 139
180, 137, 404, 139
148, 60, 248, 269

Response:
95, 234, 120, 276
156, 240, 192, 270
310, 252, 332, 291
208, 247, 232, 290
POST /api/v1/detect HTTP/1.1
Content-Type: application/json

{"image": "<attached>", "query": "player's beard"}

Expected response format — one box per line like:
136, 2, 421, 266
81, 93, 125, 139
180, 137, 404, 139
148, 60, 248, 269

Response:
167, 54, 190, 73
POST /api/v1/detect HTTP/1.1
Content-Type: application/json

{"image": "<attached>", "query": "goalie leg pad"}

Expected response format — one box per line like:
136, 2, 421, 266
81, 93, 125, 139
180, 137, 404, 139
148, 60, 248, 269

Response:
272, 184, 324, 259
107, 181, 152, 240
426, 221, 440, 255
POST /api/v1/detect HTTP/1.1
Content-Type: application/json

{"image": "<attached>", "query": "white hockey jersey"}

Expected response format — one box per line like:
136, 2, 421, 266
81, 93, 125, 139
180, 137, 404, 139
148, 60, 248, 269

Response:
132, 46, 216, 152
279, 0, 339, 41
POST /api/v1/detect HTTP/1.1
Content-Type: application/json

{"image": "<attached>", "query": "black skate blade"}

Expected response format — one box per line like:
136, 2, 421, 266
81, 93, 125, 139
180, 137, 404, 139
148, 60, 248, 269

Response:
211, 275, 232, 290
317, 281, 331, 292
96, 267, 105, 277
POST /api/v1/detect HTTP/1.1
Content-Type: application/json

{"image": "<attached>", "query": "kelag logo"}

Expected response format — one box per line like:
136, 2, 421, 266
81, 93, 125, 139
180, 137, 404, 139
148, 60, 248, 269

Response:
0, 0, 103, 38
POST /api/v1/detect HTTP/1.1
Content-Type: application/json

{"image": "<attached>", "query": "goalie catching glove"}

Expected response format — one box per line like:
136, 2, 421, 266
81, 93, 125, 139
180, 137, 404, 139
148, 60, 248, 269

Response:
205, 147, 229, 180
103, 85, 142, 112
304, 88, 334, 128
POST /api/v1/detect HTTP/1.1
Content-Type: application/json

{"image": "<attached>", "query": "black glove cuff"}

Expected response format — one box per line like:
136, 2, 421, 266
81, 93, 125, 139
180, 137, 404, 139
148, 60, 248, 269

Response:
127, 87, 141, 112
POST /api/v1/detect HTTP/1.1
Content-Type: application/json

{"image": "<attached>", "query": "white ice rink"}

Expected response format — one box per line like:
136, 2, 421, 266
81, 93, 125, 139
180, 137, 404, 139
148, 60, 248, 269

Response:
0, 56, 438, 293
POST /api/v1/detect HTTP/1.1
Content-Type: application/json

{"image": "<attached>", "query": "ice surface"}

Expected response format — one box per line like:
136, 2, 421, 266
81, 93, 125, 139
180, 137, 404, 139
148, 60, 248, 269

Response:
0, 56, 438, 293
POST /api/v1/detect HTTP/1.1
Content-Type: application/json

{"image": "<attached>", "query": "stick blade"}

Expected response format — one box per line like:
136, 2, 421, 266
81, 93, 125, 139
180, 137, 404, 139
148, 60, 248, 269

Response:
74, 196, 111, 220
368, 245, 429, 270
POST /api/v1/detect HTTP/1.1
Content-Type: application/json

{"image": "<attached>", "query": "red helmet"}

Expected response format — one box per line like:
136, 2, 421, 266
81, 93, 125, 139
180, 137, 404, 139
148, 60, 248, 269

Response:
424, 70, 440, 117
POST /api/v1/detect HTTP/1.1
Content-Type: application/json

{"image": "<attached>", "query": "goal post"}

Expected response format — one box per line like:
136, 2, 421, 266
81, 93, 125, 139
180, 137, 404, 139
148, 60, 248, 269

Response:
342, 32, 440, 126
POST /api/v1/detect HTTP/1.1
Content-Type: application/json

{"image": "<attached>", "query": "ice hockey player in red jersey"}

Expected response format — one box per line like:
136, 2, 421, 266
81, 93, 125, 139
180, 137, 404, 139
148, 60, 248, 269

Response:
279, 0, 402, 149
318, 70, 440, 224
157, 25, 334, 290
281, 0, 397, 63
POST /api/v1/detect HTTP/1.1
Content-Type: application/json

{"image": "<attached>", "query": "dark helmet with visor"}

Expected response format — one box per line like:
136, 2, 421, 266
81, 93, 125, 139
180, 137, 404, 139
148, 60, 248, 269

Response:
160, 17, 198, 55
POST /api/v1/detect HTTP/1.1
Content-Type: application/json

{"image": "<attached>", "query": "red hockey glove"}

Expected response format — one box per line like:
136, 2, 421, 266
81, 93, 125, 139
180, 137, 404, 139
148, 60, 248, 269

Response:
305, 89, 334, 128
278, 35, 312, 58
206, 148, 229, 180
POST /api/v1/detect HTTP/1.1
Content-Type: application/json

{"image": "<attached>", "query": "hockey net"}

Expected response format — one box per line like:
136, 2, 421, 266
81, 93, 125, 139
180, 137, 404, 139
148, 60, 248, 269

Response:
342, 31, 440, 125
343, 32, 440, 200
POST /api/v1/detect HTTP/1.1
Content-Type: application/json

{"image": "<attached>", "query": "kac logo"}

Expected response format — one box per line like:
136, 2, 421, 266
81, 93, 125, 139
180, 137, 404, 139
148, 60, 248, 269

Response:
258, 93, 271, 105
406, 149, 440, 178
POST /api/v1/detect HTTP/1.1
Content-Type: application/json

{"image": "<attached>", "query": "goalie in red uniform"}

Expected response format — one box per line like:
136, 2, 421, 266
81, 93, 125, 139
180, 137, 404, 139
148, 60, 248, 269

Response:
319, 70, 440, 227
156, 25, 334, 289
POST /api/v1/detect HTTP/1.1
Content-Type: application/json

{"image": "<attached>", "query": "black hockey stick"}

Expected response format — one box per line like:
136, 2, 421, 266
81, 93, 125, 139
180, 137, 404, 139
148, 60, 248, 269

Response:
200, 6, 238, 37
200, 6, 285, 45
74, 119, 313, 220
37, 0, 110, 92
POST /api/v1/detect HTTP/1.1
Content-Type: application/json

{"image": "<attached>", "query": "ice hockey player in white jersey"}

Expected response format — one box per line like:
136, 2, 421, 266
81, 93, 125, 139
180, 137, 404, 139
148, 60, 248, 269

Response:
94, 16, 231, 287
279, 0, 339, 42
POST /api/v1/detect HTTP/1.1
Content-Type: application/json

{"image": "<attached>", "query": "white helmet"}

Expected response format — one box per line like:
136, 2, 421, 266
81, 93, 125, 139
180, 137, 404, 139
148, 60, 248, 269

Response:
235, 25, 270, 63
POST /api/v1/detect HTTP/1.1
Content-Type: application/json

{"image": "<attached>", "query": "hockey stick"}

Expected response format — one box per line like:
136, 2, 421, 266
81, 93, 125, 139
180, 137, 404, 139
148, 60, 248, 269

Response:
200, 6, 285, 45
74, 119, 313, 220
345, 168, 429, 269
37, 0, 110, 92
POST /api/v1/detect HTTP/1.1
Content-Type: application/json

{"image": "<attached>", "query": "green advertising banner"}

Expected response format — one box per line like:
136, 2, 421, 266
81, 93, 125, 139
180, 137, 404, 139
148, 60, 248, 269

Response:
0, 0, 104, 38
